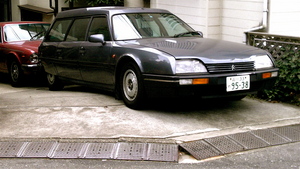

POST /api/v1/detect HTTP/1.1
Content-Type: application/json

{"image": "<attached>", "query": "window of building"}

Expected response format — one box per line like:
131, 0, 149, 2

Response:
0, 0, 11, 21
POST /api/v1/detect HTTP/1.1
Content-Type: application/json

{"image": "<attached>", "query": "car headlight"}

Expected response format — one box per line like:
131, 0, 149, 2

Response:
176, 59, 207, 74
252, 55, 274, 69
30, 53, 39, 63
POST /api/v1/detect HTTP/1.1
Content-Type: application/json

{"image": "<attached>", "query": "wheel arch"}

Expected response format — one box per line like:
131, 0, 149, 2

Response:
114, 55, 142, 99
6, 53, 21, 71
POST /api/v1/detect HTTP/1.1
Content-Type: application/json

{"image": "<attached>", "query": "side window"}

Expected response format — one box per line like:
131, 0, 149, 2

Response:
66, 18, 90, 41
46, 20, 72, 42
88, 16, 111, 41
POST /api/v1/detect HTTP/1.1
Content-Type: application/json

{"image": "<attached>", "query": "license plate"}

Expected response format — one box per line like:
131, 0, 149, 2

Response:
226, 75, 250, 92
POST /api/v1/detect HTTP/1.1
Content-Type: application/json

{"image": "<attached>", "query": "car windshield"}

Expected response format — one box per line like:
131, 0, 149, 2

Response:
4, 23, 50, 42
112, 13, 199, 40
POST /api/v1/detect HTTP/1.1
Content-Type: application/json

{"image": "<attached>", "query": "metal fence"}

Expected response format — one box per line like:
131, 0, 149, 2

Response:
245, 32, 300, 59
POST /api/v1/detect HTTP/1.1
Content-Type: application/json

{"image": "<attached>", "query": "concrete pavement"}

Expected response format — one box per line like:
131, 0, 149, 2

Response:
0, 78, 300, 165
0, 83, 299, 141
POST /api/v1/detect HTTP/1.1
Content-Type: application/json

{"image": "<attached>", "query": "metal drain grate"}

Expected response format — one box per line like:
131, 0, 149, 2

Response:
271, 126, 300, 142
146, 143, 178, 162
21, 142, 57, 158
51, 143, 87, 158
204, 136, 244, 154
115, 142, 147, 160
180, 140, 222, 160
228, 132, 269, 149
289, 124, 300, 131
0, 124, 299, 162
85, 143, 115, 159
0, 142, 26, 157
251, 129, 289, 145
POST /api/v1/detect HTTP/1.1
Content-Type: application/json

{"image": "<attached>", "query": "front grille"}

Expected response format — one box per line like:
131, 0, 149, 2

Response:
206, 62, 255, 73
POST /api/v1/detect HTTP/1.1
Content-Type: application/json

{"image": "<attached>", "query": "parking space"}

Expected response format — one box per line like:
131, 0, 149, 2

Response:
0, 79, 299, 142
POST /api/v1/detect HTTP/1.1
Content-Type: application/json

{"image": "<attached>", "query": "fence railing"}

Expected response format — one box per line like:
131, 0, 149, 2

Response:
245, 32, 300, 59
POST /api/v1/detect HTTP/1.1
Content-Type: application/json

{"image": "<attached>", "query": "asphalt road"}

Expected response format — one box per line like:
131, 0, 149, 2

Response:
0, 74, 300, 168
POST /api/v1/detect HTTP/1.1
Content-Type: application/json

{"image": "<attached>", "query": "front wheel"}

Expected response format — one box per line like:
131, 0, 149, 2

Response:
9, 61, 24, 87
47, 73, 64, 91
120, 63, 145, 109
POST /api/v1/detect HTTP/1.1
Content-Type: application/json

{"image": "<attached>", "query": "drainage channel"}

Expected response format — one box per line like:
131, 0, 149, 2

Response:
180, 124, 300, 160
0, 124, 300, 162
0, 141, 178, 162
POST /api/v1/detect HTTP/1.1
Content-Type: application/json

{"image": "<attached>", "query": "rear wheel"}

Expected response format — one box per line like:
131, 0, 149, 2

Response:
9, 61, 24, 87
120, 63, 145, 109
47, 73, 64, 91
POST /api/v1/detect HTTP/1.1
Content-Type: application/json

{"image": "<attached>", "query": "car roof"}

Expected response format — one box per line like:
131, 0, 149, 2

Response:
56, 7, 171, 19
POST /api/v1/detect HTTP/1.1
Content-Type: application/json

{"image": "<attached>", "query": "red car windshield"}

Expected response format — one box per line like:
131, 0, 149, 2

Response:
4, 23, 50, 42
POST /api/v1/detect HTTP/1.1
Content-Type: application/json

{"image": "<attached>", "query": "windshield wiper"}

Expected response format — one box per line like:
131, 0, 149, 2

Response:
30, 31, 45, 40
174, 31, 203, 38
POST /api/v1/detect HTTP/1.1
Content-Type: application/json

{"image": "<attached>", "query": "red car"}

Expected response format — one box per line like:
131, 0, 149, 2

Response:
0, 21, 50, 86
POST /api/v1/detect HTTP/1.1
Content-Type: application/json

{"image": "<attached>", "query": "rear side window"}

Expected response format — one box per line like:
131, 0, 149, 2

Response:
46, 20, 72, 42
66, 18, 90, 41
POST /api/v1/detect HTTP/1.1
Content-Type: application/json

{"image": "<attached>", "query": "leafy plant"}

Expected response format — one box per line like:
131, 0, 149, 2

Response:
65, 0, 123, 6
258, 45, 300, 105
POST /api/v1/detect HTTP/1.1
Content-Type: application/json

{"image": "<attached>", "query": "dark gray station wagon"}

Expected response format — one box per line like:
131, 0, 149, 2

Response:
39, 7, 279, 109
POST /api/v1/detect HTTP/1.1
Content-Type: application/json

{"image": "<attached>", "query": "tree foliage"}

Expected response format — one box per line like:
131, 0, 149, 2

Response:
65, 0, 123, 6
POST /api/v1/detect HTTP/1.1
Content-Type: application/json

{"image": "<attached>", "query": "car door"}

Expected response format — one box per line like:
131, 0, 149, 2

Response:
55, 18, 91, 80
79, 16, 114, 88
40, 19, 72, 76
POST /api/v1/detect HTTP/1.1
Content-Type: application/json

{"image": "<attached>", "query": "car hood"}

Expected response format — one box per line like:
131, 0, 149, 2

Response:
7, 40, 41, 53
130, 38, 266, 63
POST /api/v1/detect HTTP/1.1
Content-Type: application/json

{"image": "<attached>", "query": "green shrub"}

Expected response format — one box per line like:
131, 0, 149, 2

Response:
258, 46, 300, 106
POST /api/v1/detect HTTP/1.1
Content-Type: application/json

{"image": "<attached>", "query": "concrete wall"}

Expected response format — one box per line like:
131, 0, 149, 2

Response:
269, 0, 300, 37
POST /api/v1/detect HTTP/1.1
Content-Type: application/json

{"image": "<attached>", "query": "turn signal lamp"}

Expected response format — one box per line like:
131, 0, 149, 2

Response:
193, 78, 209, 85
179, 78, 209, 85
262, 72, 278, 79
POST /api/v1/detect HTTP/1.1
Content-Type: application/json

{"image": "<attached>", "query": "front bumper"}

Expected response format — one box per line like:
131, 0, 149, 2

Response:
21, 63, 43, 73
143, 68, 279, 99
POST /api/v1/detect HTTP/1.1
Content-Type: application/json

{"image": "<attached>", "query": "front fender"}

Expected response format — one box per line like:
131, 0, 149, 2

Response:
115, 46, 176, 75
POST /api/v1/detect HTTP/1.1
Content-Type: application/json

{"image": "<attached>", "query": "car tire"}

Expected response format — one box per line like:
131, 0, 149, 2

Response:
9, 60, 24, 87
47, 73, 64, 91
120, 63, 145, 109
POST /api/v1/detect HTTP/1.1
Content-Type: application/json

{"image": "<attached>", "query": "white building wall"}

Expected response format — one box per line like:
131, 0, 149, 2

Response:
151, 0, 264, 43
151, 0, 208, 37
11, 0, 68, 22
221, 0, 264, 43
269, 0, 300, 37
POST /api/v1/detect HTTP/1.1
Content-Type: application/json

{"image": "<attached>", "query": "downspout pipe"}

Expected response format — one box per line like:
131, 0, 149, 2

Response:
244, 0, 269, 43
49, 0, 59, 16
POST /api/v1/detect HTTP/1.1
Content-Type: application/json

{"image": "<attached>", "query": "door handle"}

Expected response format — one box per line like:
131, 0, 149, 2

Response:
79, 46, 85, 55
56, 49, 62, 59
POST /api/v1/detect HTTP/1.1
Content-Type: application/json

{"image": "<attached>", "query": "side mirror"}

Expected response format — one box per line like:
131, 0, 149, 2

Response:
89, 34, 105, 44
197, 31, 203, 38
